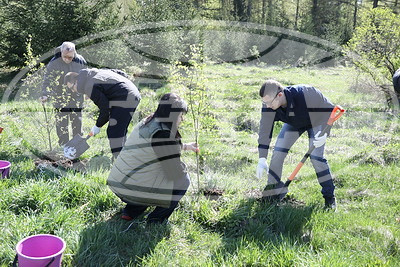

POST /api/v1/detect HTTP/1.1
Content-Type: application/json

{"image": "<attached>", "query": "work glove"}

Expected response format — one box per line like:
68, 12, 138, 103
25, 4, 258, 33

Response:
313, 131, 327, 148
90, 126, 101, 136
256, 157, 269, 179
39, 96, 48, 103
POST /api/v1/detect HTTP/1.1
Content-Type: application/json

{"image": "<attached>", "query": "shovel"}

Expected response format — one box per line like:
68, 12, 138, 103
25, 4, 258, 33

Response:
276, 105, 345, 201
63, 132, 94, 160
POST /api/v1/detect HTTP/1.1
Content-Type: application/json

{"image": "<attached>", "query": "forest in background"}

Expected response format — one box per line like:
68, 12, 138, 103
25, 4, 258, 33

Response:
1, 0, 400, 68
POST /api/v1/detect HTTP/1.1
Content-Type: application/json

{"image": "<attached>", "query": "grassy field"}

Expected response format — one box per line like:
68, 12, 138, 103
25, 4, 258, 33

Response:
0, 64, 399, 266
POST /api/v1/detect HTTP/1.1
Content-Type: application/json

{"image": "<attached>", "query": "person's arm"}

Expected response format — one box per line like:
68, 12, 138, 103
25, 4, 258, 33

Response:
303, 86, 334, 128
152, 130, 185, 181
258, 104, 276, 158
89, 85, 110, 127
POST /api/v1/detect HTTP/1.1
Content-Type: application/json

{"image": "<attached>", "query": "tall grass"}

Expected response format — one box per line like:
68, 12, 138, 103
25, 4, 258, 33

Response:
0, 65, 399, 266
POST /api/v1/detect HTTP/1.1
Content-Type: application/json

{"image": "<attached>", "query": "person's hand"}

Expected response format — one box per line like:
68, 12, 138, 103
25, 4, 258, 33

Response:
256, 157, 268, 179
184, 142, 199, 153
39, 96, 48, 103
313, 131, 327, 148
90, 126, 101, 136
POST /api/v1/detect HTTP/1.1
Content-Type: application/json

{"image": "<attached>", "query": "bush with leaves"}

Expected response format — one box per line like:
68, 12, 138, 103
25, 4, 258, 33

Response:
344, 8, 400, 108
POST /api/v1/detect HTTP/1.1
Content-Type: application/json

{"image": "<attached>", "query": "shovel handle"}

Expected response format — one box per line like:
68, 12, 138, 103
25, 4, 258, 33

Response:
327, 105, 345, 126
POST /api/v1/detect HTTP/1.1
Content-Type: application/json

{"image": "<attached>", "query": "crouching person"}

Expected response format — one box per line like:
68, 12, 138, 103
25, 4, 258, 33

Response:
107, 93, 199, 224
64, 68, 141, 160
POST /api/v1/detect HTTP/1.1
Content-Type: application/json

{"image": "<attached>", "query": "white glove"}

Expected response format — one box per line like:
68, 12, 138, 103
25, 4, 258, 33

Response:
39, 96, 48, 103
313, 131, 327, 148
90, 126, 101, 136
256, 157, 269, 179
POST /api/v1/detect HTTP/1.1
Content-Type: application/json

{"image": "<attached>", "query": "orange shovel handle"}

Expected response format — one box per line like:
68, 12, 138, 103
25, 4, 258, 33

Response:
327, 105, 345, 126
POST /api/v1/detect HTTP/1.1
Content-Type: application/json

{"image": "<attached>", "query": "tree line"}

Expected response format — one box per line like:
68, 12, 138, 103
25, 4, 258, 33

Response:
0, 0, 399, 68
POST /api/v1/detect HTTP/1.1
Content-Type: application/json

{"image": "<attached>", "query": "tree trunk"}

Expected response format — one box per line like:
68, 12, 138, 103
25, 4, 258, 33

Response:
373, 0, 379, 8
267, 0, 273, 24
234, 0, 245, 21
311, 0, 319, 34
247, 0, 252, 21
295, 0, 300, 30
262, 0, 266, 23
353, 0, 358, 29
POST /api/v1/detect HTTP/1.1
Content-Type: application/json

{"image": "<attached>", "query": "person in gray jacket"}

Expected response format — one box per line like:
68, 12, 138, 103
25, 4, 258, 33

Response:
65, 68, 141, 160
256, 79, 337, 209
107, 93, 199, 224
40, 41, 87, 146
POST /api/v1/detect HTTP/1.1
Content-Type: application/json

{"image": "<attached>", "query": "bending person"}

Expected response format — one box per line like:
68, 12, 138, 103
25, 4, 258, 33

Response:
256, 79, 337, 209
65, 68, 141, 159
107, 93, 199, 224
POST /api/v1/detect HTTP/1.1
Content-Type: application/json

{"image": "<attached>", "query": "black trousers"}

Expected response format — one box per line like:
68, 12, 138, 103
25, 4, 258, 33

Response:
55, 108, 82, 146
122, 189, 188, 224
107, 106, 136, 160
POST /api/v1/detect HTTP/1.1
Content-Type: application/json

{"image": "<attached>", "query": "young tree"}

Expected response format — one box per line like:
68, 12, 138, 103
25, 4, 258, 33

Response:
344, 7, 400, 108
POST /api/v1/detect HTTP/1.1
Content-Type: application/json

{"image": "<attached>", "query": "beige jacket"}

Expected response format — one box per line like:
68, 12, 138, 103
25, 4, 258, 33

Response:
107, 118, 186, 208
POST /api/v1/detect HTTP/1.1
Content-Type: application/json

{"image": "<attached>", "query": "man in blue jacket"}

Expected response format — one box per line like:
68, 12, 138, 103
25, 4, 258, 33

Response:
65, 68, 141, 160
256, 79, 336, 209
393, 68, 400, 104
40, 42, 87, 147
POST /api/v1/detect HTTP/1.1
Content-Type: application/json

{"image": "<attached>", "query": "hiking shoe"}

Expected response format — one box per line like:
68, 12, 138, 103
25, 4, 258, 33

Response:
261, 182, 287, 203
324, 196, 337, 210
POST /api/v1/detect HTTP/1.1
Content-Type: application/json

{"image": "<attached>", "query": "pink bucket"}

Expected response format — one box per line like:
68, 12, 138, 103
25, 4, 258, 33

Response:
0, 160, 10, 179
14, 234, 66, 267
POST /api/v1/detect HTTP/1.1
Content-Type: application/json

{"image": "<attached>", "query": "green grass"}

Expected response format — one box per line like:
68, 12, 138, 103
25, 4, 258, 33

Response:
0, 65, 399, 266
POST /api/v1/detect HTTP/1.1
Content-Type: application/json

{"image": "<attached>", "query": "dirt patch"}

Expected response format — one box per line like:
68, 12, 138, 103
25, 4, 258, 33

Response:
203, 188, 224, 201
34, 150, 88, 171
245, 189, 263, 199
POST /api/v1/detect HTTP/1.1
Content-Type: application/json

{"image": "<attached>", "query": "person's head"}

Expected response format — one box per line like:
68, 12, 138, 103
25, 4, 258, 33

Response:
259, 79, 286, 110
153, 93, 188, 128
60, 42, 76, 64
64, 72, 79, 92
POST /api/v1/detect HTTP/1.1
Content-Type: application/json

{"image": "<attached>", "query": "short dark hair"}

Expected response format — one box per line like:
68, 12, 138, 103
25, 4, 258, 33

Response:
64, 72, 79, 85
259, 79, 283, 98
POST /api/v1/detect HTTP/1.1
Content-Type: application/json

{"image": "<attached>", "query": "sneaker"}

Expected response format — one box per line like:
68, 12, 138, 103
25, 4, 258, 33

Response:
324, 196, 337, 210
121, 214, 133, 221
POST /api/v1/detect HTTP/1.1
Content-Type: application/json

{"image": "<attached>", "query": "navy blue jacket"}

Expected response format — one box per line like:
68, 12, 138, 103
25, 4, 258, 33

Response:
76, 68, 141, 127
393, 69, 400, 95
258, 85, 334, 158
42, 46, 86, 108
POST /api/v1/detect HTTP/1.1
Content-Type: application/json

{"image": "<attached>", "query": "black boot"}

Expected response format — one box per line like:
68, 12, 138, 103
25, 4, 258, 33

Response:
324, 196, 337, 210
261, 182, 286, 203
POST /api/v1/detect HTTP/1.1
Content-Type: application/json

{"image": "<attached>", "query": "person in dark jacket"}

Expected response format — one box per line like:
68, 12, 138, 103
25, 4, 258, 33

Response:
392, 68, 400, 104
256, 79, 337, 209
40, 41, 87, 146
64, 68, 141, 159
107, 93, 199, 224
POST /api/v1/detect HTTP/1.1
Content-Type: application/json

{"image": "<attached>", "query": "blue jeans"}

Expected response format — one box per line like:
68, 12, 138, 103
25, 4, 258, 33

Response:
265, 123, 335, 198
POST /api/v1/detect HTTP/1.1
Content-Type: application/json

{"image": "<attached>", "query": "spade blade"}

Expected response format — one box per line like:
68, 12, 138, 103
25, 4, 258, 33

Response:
63, 134, 91, 159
